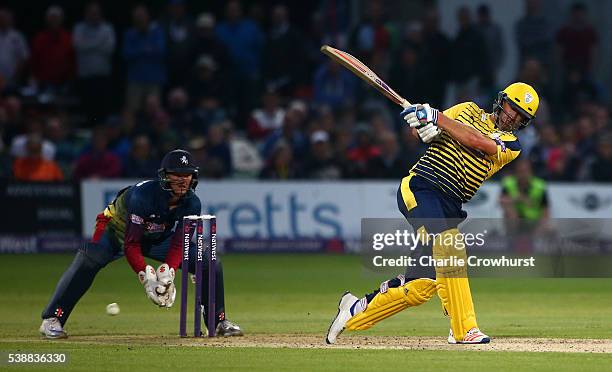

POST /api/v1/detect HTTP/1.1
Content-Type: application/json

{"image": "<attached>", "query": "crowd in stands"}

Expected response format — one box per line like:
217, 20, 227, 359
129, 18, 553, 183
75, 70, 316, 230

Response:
0, 0, 610, 182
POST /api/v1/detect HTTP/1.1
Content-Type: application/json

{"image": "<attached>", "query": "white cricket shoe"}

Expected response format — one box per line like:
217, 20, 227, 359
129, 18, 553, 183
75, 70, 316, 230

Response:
325, 291, 359, 344
448, 327, 490, 344
215, 320, 244, 337
39, 318, 67, 339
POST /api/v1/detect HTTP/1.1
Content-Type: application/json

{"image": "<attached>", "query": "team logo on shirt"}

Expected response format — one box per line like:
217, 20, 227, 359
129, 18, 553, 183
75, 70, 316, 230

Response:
525, 92, 533, 104
180, 155, 188, 164
145, 222, 165, 233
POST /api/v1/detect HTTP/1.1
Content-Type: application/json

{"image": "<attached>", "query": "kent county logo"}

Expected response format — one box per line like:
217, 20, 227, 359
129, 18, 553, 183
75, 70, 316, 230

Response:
524, 92, 533, 103
180, 155, 188, 164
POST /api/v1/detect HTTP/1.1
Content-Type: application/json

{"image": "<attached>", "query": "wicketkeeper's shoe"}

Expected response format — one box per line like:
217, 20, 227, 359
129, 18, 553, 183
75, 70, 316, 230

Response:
326, 291, 359, 344
215, 320, 244, 337
448, 327, 490, 344
39, 318, 67, 339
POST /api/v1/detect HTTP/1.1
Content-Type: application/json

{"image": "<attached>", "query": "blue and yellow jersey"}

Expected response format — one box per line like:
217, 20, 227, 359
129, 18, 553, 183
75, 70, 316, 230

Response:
411, 102, 521, 202
102, 180, 201, 249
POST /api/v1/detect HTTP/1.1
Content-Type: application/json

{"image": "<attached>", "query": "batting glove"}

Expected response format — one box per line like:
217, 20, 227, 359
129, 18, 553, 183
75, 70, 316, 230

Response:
417, 123, 441, 143
401, 104, 441, 143
401, 103, 440, 128
138, 265, 163, 306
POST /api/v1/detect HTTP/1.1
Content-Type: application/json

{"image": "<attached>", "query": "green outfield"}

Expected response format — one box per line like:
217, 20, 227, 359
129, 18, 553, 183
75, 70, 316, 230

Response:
1, 254, 611, 370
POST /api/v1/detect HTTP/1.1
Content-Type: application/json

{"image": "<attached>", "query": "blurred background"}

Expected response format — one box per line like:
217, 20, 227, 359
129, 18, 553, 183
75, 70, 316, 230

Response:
0, 0, 610, 253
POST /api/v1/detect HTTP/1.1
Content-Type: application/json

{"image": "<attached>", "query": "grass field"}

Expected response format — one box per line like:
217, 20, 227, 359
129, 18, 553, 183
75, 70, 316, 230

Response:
1, 254, 612, 370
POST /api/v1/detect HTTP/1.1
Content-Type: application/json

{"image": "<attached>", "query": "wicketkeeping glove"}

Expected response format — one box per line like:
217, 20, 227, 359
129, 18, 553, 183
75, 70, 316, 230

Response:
138, 265, 163, 306
155, 264, 176, 308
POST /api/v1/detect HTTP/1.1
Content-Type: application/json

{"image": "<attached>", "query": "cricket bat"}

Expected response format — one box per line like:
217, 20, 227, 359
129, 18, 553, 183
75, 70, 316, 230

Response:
320, 45, 411, 108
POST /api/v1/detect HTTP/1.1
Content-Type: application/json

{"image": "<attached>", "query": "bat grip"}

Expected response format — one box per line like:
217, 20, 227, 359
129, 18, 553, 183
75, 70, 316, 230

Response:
401, 99, 412, 109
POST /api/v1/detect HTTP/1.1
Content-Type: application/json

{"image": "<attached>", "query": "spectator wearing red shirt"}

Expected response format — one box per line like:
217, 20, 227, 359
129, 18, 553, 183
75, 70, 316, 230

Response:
346, 125, 381, 178
556, 2, 598, 74
31, 6, 75, 87
73, 126, 122, 180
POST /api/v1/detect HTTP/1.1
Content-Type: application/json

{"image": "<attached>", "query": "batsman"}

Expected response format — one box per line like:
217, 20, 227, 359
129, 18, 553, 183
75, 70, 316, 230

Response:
39, 149, 243, 338
327, 82, 539, 344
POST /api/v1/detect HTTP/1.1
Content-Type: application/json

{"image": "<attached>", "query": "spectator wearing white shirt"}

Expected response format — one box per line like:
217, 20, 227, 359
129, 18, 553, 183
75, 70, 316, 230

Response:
0, 8, 29, 92
73, 2, 116, 121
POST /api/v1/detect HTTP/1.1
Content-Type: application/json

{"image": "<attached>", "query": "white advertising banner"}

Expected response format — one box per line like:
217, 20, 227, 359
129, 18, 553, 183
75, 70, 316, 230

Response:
81, 180, 611, 239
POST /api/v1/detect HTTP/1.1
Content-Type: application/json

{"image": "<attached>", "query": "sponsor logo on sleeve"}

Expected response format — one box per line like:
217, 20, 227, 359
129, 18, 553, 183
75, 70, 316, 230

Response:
130, 214, 144, 224
490, 133, 506, 152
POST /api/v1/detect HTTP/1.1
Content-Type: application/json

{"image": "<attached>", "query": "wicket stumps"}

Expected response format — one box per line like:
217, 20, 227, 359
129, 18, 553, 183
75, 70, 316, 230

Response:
179, 215, 217, 337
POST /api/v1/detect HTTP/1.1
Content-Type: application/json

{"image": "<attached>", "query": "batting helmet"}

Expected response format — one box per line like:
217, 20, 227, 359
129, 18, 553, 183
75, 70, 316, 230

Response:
158, 149, 199, 191
493, 82, 539, 129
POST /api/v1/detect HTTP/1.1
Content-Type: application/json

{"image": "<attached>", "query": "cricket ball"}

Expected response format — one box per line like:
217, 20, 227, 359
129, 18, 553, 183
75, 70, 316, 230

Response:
106, 302, 120, 316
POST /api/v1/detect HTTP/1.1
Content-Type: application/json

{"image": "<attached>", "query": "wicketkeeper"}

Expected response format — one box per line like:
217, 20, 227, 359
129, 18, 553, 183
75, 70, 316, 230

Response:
40, 149, 243, 339
326, 82, 539, 344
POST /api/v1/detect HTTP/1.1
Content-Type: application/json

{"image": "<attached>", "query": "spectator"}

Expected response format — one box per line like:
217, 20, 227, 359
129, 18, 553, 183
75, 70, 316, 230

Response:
104, 115, 131, 160
192, 95, 227, 138
420, 8, 450, 107
261, 100, 308, 161
389, 43, 427, 106
500, 159, 550, 234
0, 145, 11, 178
303, 130, 342, 179
13, 134, 64, 181
123, 135, 158, 178
0, 8, 29, 92
226, 122, 263, 178
31, 5, 75, 89
557, 116, 596, 179
398, 126, 426, 170
45, 116, 82, 177
476, 4, 504, 86
203, 123, 232, 178
556, 2, 598, 75
73, 126, 122, 180
366, 131, 404, 179
193, 14, 230, 79
188, 54, 226, 107
161, 0, 195, 87
216, 0, 264, 79
529, 124, 572, 180
592, 105, 610, 132
247, 88, 285, 140
10, 118, 56, 160
346, 124, 381, 178
515, 0, 553, 68
349, 0, 391, 60
262, 4, 307, 94
215, 0, 264, 120
73, 2, 115, 121
167, 87, 195, 138
149, 110, 181, 156
451, 6, 488, 100
123, 5, 166, 112
133, 93, 165, 137
583, 132, 612, 182
259, 141, 297, 179
517, 58, 551, 103
313, 60, 356, 110
0, 95, 23, 143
